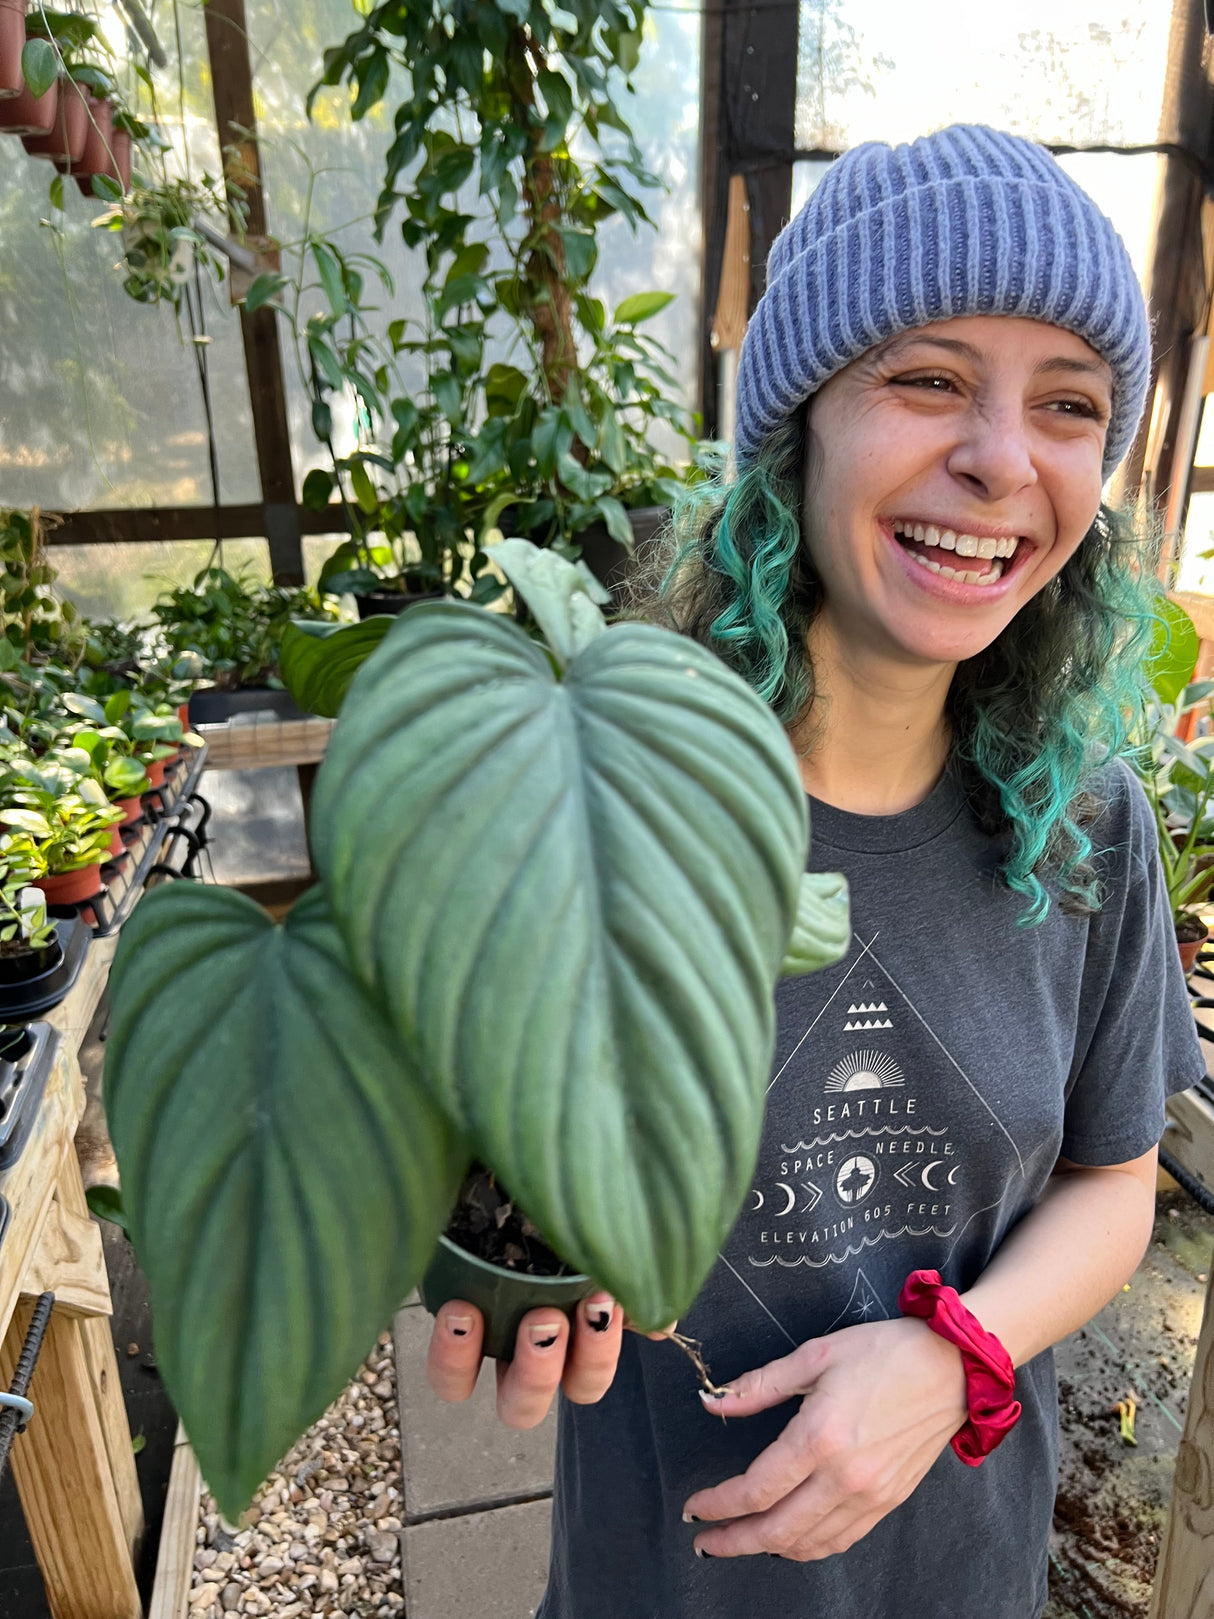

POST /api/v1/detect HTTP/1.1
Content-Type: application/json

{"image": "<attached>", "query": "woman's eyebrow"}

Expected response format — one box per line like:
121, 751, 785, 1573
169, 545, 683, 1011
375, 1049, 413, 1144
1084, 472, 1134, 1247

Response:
1033, 355, 1112, 382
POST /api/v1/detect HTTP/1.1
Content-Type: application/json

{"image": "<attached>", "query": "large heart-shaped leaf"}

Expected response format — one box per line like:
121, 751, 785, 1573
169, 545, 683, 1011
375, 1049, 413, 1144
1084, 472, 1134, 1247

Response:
1146, 598, 1199, 706
279, 618, 393, 718
309, 603, 814, 1328
105, 883, 465, 1519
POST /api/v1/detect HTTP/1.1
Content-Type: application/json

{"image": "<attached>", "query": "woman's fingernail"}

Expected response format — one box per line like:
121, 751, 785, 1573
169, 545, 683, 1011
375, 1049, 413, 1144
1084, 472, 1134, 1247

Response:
585, 1299, 615, 1333
695, 1547, 714, 1560
698, 1388, 729, 1402
447, 1315, 473, 1338
529, 1325, 559, 1349
682, 1511, 701, 1524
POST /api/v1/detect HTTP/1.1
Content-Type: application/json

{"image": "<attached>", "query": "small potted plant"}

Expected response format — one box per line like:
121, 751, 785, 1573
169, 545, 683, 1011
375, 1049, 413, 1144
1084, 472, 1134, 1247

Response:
0, 758, 123, 905
0, 0, 26, 98
104, 540, 851, 1517
0, 24, 55, 136
0, 829, 56, 983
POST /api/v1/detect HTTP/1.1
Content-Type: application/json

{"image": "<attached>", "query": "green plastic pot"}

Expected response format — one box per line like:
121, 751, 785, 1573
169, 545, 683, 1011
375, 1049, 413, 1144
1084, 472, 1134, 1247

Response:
420, 1235, 594, 1362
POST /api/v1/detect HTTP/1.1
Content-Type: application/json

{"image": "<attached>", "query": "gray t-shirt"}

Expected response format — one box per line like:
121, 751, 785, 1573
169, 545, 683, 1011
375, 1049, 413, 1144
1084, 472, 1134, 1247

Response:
539, 759, 1203, 1619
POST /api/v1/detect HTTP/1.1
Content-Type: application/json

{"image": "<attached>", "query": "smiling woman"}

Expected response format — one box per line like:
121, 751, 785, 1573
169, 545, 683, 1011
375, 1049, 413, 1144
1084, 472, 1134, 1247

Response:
422, 125, 1206, 1619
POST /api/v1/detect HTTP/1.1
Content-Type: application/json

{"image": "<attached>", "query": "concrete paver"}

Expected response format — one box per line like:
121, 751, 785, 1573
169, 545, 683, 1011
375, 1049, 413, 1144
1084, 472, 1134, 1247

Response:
401, 1498, 552, 1619
394, 1302, 557, 1518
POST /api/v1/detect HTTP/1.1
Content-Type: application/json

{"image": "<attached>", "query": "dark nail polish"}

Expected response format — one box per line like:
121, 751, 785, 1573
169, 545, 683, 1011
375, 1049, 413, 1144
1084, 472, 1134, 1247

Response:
588, 1308, 612, 1333
695, 1548, 714, 1560
450, 1326, 468, 1338
532, 1333, 558, 1349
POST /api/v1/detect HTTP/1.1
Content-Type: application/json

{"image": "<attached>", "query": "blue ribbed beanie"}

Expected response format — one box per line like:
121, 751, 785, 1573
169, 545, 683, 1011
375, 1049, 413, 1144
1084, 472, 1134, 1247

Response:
734, 125, 1151, 476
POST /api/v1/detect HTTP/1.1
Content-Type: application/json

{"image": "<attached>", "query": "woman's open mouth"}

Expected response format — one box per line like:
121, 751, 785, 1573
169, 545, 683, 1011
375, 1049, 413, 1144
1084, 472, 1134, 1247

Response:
889, 520, 1026, 589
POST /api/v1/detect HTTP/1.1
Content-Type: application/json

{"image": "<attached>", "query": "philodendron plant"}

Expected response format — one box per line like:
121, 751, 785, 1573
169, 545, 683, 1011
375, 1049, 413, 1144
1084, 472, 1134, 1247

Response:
104, 542, 849, 1518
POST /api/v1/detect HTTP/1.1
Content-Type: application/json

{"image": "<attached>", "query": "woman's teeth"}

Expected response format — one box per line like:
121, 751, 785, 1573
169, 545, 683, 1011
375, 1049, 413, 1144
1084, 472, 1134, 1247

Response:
891, 521, 1019, 587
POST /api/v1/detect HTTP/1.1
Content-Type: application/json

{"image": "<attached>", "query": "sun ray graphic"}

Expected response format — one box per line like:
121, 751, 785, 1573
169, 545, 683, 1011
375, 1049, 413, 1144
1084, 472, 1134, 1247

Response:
824, 1050, 905, 1092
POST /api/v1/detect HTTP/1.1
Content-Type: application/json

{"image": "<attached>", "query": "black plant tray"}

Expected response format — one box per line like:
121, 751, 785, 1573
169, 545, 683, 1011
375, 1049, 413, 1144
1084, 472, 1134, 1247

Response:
0, 1195, 9, 1253
189, 687, 309, 725
0, 1024, 58, 1172
47, 744, 212, 938
0, 917, 90, 1023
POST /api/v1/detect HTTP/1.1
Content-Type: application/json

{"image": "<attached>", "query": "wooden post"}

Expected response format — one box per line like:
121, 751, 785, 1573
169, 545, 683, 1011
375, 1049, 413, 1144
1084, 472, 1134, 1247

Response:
0, 1299, 141, 1619
1119, 0, 1214, 513
1150, 1267, 1214, 1617
203, 0, 304, 588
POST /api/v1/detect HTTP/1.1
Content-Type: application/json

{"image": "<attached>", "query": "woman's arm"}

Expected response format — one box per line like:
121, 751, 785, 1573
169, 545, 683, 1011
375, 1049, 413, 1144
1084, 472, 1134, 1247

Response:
683, 1146, 1159, 1561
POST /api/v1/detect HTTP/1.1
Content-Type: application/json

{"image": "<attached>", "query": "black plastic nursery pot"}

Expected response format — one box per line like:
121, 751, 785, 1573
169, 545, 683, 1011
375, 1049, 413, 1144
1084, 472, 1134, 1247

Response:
353, 588, 445, 620
0, 917, 89, 1020
421, 1236, 595, 1362
188, 686, 310, 725
0, 1022, 56, 1171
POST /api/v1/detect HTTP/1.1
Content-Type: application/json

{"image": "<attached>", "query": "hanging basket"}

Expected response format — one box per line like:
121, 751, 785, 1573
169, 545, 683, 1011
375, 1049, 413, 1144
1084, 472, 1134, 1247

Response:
0, 0, 27, 100
22, 77, 87, 164
0, 73, 55, 136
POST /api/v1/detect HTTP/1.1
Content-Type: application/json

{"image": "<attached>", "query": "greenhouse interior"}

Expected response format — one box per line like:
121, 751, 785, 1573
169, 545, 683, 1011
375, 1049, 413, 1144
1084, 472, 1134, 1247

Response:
4, 0, 1214, 1616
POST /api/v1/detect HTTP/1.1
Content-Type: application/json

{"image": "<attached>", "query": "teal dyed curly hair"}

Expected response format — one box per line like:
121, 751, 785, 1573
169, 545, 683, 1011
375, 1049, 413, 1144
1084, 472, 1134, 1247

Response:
648, 411, 1161, 922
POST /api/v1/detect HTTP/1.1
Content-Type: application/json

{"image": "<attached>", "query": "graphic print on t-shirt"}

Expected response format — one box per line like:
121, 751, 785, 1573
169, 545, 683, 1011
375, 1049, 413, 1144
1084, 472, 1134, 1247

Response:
728, 929, 1030, 1321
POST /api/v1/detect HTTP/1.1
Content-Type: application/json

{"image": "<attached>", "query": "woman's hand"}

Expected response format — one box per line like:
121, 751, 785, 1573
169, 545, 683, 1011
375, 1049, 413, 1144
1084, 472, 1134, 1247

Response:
683, 1318, 968, 1561
426, 1294, 624, 1429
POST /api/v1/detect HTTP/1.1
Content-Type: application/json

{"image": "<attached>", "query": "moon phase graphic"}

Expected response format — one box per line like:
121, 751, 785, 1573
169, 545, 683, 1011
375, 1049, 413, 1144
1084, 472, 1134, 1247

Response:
921, 1161, 944, 1191
750, 1189, 764, 1211
773, 1183, 796, 1216
824, 1050, 906, 1093
947, 1165, 960, 1187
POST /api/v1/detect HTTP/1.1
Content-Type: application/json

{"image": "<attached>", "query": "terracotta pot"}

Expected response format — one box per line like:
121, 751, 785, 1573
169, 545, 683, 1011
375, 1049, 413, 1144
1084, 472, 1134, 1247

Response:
0, 74, 55, 136
1177, 924, 1209, 975
143, 758, 167, 789
113, 795, 142, 826
0, 0, 27, 100
22, 77, 86, 162
75, 90, 110, 175
76, 123, 128, 197
107, 824, 124, 857
34, 862, 104, 906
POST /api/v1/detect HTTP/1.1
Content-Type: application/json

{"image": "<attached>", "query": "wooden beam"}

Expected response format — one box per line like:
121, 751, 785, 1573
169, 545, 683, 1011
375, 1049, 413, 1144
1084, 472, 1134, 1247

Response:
696, 0, 725, 434
0, 1300, 141, 1619
203, 0, 304, 588
45, 503, 351, 548
147, 1425, 202, 1619
1150, 1267, 1214, 1617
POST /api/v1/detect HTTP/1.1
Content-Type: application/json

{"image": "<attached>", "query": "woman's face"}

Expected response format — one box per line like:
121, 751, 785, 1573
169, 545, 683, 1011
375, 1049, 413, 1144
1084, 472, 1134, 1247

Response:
802, 314, 1113, 668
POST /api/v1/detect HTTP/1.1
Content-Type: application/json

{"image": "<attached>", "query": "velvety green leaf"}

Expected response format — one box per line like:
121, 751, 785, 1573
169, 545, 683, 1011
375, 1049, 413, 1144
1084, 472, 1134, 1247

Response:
1147, 598, 1199, 706
20, 39, 57, 101
780, 873, 850, 977
85, 1184, 127, 1232
594, 495, 633, 548
309, 604, 815, 1329
613, 290, 675, 327
48, 172, 64, 211
280, 619, 393, 718
493, 539, 608, 667
105, 884, 465, 1519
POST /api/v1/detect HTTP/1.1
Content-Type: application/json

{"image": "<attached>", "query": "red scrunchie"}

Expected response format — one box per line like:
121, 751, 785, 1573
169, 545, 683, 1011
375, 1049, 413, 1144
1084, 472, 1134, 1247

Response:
898, 1270, 1021, 1466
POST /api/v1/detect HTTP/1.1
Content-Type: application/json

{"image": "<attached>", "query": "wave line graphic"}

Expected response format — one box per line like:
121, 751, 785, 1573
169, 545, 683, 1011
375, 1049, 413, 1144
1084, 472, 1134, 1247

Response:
746, 1224, 958, 1268
779, 1125, 949, 1152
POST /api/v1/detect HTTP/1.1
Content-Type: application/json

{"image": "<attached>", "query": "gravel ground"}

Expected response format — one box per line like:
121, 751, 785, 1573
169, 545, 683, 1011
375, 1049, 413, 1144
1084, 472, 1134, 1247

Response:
188, 1333, 403, 1618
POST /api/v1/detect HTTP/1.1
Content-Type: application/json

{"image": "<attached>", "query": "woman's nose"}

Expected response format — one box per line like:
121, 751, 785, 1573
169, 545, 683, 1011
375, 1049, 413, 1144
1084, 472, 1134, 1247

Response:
945, 404, 1038, 502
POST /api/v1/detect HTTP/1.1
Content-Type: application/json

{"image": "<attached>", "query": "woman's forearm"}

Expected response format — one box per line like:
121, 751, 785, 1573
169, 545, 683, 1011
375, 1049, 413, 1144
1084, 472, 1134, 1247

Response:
959, 1151, 1157, 1367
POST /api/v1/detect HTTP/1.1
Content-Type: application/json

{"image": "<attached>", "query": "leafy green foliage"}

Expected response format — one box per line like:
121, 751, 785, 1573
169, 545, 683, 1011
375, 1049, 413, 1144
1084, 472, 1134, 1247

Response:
105, 885, 467, 1520
1145, 597, 1200, 706
268, 0, 707, 601
279, 619, 393, 718
310, 601, 812, 1327
105, 542, 850, 1513
151, 568, 337, 691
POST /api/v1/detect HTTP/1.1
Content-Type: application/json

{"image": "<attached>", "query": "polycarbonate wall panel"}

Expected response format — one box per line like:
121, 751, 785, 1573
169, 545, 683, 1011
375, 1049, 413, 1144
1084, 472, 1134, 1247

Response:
0, 2, 258, 519
796, 1, 1171, 151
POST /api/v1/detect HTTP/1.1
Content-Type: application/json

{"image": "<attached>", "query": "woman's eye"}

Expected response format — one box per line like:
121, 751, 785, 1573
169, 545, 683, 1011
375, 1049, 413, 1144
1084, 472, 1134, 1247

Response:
1045, 397, 1104, 421
890, 373, 956, 394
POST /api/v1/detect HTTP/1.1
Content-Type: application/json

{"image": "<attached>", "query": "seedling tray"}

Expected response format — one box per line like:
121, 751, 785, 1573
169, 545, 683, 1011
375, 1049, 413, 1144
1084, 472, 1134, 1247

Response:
0, 1024, 58, 1172
0, 917, 91, 1023
47, 744, 211, 938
